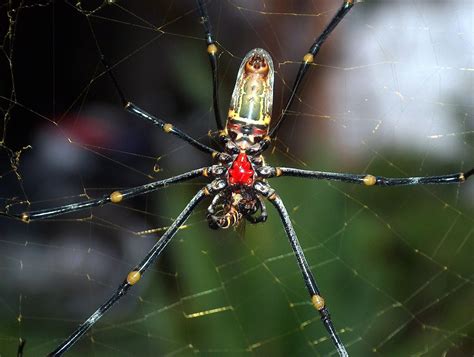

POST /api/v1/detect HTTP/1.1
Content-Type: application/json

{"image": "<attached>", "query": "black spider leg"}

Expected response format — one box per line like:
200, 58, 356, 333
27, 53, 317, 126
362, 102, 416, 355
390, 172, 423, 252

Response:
270, 0, 355, 138
86, 18, 217, 156
17, 338, 25, 357
9, 168, 205, 222
259, 166, 473, 187
253, 181, 348, 356
196, 0, 223, 130
47, 179, 227, 356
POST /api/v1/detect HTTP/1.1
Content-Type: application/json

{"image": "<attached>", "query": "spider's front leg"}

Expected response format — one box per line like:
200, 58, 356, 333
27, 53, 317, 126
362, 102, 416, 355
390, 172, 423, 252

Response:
257, 166, 473, 187
253, 181, 349, 357
3, 168, 207, 222
47, 178, 226, 356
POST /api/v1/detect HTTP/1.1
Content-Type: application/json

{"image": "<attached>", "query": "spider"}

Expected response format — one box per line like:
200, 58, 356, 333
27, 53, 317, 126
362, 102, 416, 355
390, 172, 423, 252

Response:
5, 1, 472, 356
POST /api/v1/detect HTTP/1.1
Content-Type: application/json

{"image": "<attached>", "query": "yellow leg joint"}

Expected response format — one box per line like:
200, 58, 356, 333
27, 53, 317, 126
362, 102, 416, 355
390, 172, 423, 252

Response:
363, 174, 376, 186
163, 123, 173, 133
127, 270, 141, 285
459, 173, 465, 182
207, 43, 218, 55
268, 193, 277, 201
311, 294, 325, 310
21, 213, 30, 223
303, 53, 314, 64
110, 191, 123, 203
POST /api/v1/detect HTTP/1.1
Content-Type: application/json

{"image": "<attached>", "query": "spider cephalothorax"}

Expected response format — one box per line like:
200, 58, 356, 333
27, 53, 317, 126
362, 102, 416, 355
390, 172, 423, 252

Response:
206, 151, 268, 229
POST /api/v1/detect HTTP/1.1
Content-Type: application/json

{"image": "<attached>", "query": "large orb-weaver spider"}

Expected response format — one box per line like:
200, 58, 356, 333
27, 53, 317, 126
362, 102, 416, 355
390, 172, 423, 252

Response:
4, 1, 473, 356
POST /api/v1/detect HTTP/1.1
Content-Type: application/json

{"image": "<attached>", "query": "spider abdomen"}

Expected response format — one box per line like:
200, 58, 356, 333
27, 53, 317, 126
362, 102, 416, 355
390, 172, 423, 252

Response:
226, 48, 274, 150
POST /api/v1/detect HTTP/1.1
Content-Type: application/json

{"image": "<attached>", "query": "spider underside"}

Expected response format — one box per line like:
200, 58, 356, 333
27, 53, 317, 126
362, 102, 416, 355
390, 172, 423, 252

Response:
4, 1, 473, 356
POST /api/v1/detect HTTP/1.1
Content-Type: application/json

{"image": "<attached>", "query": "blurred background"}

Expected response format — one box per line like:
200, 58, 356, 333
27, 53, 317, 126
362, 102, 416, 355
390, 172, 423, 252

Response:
0, 0, 472, 356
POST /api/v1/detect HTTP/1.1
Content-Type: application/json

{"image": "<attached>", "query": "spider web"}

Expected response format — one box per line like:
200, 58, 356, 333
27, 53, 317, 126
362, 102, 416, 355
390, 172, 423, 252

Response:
0, 0, 473, 356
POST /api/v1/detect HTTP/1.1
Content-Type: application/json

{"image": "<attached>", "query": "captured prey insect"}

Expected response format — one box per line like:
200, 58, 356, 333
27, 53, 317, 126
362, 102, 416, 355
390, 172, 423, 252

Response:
5, 1, 473, 356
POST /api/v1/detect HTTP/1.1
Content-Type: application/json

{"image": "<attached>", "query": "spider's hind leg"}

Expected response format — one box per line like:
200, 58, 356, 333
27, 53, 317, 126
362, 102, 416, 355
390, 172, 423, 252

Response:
254, 180, 349, 356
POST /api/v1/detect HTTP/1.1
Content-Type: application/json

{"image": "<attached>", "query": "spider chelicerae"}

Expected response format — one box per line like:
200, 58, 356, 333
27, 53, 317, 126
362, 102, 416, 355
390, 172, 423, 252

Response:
6, 1, 473, 356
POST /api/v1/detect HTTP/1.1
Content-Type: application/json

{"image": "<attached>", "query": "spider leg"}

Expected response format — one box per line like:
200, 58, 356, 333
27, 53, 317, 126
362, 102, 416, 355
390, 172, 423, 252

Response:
17, 338, 25, 357
7, 168, 206, 222
196, 0, 223, 130
125, 103, 217, 155
86, 19, 217, 156
270, 1, 355, 138
47, 182, 222, 356
253, 181, 348, 356
258, 166, 473, 187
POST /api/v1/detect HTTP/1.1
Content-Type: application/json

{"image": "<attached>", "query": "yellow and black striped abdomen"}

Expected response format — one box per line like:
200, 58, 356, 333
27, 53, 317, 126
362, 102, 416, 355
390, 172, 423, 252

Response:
226, 48, 274, 150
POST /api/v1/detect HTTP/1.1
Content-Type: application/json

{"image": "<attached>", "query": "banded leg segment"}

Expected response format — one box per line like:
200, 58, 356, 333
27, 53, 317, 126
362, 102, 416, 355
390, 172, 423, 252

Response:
48, 189, 207, 357
267, 167, 473, 187
269, 193, 348, 356
270, 1, 355, 138
125, 103, 217, 155
14, 168, 206, 222
17, 339, 25, 357
196, 0, 223, 130
87, 17, 216, 155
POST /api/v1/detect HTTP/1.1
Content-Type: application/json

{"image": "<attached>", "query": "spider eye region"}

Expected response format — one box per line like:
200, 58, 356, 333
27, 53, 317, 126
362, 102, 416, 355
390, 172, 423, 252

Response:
228, 152, 255, 186
245, 53, 269, 75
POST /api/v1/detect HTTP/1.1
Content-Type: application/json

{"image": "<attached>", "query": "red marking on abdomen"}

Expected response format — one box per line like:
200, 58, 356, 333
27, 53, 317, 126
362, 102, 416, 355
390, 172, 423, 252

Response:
228, 153, 254, 186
